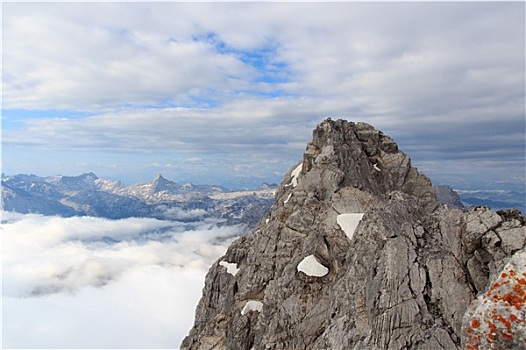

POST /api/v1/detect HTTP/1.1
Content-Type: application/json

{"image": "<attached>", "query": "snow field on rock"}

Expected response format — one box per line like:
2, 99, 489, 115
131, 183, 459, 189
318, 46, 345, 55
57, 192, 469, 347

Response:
337, 213, 365, 240
285, 163, 302, 188
297, 254, 329, 277
241, 300, 263, 315
219, 261, 239, 276
290, 163, 302, 187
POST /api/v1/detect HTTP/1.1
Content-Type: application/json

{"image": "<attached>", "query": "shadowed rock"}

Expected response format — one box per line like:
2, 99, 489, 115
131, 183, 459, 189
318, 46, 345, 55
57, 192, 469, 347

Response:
434, 184, 464, 209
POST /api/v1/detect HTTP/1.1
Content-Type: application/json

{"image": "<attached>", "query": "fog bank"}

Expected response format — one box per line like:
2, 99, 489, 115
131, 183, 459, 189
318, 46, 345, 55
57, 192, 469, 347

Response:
2, 212, 243, 348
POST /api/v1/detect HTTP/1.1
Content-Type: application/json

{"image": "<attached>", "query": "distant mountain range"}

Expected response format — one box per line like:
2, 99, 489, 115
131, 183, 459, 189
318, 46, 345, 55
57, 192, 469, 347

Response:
456, 189, 525, 214
1, 172, 278, 228
433, 185, 525, 213
1, 173, 523, 226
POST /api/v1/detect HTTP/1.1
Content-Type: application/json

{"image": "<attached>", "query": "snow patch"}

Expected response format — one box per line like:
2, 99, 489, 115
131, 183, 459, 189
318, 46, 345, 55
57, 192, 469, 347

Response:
284, 163, 302, 188
219, 261, 239, 276
290, 163, 302, 187
373, 163, 381, 171
241, 300, 263, 315
265, 218, 269, 224
297, 255, 329, 277
284, 193, 292, 204
337, 213, 364, 240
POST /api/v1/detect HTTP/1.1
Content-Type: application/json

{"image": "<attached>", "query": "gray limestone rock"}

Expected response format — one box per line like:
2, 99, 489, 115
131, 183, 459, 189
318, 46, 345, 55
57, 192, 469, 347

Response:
434, 185, 464, 209
181, 119, 526, 350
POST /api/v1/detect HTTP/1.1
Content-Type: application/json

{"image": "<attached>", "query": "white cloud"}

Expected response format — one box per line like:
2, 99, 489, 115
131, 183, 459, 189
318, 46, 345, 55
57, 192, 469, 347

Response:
160, 207, 208, 221
2, 2, 524, 192
5, 2, 522, 114
1, 212, 244, 348
3, 3, 254, 111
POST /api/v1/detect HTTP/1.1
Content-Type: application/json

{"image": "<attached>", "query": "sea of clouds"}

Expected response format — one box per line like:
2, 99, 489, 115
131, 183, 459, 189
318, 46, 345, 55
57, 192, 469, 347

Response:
2, 212, 244, 348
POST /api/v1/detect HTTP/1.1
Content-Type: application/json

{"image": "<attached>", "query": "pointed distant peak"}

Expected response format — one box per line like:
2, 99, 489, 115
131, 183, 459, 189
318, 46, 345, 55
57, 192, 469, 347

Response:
150, 174, 180, 193
153, 173, 166, 182
151, 174, 174, 185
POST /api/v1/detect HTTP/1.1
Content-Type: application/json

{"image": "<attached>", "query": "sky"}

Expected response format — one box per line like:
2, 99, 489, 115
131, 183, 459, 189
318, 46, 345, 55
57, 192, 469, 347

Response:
2, 211, 242, 348
2, 1, 525, 191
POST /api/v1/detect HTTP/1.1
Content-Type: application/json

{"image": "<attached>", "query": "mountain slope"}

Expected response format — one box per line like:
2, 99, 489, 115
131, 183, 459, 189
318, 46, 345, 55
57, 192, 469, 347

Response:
181, 119, 525, 350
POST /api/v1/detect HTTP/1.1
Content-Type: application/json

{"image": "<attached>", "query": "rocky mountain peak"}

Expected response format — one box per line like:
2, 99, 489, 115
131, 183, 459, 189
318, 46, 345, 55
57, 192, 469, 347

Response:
152, 173, 168, 184
296, 118, 435, 207
181, 119, 525, 350
46, 172, 100, 191
150, 174, 180, 194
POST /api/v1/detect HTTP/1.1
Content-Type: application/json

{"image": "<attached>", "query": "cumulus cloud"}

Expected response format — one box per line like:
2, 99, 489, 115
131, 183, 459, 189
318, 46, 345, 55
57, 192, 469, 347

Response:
2, 212, 244, 348
4, 3, 522, 117
2, 2, 524, 191
2, 3, 254, 111
160, 207, 208, 221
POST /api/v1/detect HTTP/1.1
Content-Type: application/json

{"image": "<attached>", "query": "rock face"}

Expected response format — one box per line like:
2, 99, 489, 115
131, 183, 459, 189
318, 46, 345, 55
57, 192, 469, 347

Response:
181, 119, 526, 350
434, 184, 464, 209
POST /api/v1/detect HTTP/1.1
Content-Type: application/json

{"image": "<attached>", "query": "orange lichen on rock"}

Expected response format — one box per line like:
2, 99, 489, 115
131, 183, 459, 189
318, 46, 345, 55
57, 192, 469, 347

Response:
462, 250, 526, 349
487, 321, 496, 332
494, 314, 511, 330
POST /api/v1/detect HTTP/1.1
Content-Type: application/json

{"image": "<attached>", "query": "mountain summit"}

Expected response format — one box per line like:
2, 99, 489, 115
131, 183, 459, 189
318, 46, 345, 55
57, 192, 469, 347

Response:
182, 119, 525, 350
149, 174, 182, 194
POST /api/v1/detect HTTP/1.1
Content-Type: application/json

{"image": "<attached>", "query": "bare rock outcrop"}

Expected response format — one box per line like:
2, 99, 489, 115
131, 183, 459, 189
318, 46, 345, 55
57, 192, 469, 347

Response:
181, 119, 525, 350
462, 248, 526, 349
434, 184, 464, 209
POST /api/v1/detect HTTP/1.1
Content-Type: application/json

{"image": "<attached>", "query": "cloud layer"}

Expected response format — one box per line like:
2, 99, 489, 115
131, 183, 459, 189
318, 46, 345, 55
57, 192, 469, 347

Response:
2, 2, 524, 191
2, 212, 243, 348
